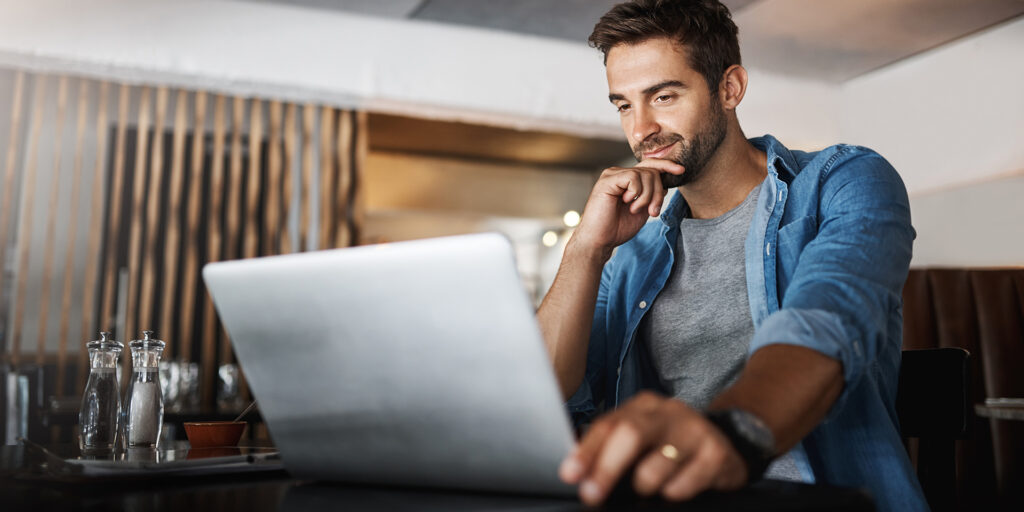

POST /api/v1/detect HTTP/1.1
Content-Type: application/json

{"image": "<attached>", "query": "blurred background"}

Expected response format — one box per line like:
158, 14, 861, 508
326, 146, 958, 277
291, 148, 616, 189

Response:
0, 0, 1021, 508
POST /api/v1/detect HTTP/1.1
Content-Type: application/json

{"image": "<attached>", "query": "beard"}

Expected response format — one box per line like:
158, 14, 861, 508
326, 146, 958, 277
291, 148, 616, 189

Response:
631, 98, 728, 189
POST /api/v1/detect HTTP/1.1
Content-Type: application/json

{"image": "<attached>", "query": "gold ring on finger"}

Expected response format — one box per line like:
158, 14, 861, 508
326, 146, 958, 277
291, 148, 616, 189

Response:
660, 443, 681, 462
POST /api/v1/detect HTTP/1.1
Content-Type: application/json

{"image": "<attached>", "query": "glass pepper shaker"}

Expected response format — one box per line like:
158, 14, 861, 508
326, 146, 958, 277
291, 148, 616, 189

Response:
79, 332, 123, 452
123, 330, 166, 448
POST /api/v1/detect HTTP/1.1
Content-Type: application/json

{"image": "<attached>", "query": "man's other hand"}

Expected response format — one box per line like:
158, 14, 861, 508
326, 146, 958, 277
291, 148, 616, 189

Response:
571, 159, 685, 258
558, 391, 748, 505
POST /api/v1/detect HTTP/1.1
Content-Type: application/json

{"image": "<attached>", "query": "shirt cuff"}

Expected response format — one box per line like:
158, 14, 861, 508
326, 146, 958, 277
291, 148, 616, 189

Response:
748, 308, 862, 420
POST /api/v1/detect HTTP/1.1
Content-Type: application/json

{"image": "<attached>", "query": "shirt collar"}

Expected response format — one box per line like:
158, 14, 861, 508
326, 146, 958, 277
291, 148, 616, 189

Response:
660, 134, 795, 227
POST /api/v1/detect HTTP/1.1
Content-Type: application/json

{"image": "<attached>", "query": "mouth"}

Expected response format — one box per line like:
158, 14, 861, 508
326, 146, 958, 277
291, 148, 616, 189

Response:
642, 141, 678, 160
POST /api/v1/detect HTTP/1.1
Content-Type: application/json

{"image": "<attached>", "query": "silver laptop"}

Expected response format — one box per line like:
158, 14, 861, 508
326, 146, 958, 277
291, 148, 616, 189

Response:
202, 233, 576, 496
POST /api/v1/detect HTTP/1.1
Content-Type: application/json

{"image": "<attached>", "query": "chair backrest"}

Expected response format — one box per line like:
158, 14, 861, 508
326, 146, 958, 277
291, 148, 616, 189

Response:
897, 348, 970, 439
896, 347, 970, 512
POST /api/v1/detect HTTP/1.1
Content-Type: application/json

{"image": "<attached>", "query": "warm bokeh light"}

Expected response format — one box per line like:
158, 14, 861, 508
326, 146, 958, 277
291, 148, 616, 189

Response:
542, 230, 559, 247
563, 210, 580, 227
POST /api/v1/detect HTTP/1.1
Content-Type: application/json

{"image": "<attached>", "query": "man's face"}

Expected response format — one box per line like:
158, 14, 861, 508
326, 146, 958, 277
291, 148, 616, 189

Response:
606, 37, 727, 188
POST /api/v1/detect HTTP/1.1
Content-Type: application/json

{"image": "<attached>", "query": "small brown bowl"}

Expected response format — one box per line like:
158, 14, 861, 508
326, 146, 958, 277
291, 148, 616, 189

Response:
184, 421, 246, 448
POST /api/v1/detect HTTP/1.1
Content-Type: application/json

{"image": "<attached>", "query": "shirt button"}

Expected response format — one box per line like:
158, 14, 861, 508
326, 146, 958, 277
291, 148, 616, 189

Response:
617, 367, 622, 376
639, 300, 647, 309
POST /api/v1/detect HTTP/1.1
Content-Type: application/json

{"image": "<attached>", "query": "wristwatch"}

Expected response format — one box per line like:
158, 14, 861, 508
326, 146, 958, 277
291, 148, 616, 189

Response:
704, 408, 776, 483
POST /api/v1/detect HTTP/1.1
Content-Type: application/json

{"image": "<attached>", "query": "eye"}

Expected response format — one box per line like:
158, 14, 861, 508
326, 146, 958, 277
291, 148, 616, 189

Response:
654, 94, 674, 104
616, 103, 632, 114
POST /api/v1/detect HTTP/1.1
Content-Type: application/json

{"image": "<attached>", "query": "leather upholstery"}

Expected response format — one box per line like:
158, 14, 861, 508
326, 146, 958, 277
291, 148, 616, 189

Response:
902, 269, 1024, 509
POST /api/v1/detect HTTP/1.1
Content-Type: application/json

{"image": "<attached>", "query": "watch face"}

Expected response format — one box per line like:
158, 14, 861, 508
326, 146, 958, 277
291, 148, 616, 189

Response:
729, 409, 775, 456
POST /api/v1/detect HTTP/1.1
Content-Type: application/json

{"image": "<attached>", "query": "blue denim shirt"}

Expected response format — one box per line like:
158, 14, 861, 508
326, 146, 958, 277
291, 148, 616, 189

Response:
566, 135, 928, 512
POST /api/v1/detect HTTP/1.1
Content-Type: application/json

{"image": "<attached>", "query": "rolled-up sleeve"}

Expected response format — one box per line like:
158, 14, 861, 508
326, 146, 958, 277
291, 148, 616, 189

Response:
565, 258, 615, 427
748, 150, 914, 417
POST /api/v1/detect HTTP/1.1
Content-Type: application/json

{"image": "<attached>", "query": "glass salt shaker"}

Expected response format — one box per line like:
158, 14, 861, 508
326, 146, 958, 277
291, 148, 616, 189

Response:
123, 330, 166, 448
79, 332, 123, 451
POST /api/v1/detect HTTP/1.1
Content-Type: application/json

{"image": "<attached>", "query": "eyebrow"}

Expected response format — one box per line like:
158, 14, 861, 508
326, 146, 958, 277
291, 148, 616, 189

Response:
608, 80, 687, 103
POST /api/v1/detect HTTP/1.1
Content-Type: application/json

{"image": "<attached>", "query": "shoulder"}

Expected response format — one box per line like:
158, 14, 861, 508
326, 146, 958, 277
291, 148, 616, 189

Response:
791, 144, 908, 207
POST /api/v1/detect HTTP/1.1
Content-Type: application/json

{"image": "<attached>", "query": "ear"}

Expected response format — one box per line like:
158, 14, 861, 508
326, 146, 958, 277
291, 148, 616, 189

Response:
718, 64, 748, 111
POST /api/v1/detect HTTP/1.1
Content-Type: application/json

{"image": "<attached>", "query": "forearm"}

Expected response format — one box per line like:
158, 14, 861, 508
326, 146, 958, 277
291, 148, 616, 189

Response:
537, 236, 610, 399
709, 344, 843, 454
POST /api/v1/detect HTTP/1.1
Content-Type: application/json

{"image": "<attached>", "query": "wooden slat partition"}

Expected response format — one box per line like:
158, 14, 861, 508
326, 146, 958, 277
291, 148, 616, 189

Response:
1, 71, 367, 416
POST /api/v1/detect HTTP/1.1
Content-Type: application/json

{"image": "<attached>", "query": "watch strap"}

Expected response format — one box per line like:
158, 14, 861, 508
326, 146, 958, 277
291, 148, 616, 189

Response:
705, 408, 774, 483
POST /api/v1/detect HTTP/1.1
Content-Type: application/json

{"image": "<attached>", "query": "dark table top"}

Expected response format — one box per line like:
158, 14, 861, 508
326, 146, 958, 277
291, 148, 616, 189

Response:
0, 445, 875, 511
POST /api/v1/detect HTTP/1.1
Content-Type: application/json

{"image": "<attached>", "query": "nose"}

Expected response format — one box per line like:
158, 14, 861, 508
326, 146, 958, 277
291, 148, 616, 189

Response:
630, 104, 660, 148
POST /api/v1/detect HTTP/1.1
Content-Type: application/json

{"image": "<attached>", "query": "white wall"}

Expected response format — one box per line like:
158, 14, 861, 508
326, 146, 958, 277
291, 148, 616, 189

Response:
909, 172, 1024, 267
841, 16, 1024, 196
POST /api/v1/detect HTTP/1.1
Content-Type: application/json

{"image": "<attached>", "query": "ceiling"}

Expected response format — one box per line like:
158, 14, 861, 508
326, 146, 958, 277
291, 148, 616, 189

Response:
243, 0, 1024, 82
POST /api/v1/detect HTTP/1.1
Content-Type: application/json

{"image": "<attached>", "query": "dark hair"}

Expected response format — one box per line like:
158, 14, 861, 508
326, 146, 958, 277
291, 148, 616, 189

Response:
588, 0, 741, 93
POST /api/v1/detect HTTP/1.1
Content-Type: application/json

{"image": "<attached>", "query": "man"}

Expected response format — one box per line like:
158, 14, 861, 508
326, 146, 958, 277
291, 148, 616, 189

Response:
535, 1, 927, 511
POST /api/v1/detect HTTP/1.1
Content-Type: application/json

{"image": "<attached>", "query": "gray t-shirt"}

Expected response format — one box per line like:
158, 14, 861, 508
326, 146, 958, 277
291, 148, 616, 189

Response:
641, 183, 804, 481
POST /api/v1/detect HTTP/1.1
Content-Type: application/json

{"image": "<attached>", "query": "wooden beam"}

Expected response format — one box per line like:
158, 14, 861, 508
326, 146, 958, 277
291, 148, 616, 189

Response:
318, 107, 334, 249
333, 111, 352, 248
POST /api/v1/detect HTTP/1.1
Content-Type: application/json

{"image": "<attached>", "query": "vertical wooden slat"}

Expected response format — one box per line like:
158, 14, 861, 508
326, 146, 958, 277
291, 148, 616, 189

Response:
178, 91, 207, 364
10, 75, 48, 367
318, 107, 335, 250
158, 89, 189, 359
221, 96, 246, 367
99, 84, 130, 340
55, 78, 90, 396
76, 80, 111, 395
264, 100, 282, 255
201, 95, 227, 407
239, 99, 263, 404
243, 99, 263, 259
123, 86, 153, 377
0, 71, 26, 318
280, 103, 297, 254
352, 111, 368, 245
333, 110, 353, 248
299, 104, 315, 252
138, 86, 168, 340
35, 76, 70, 365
